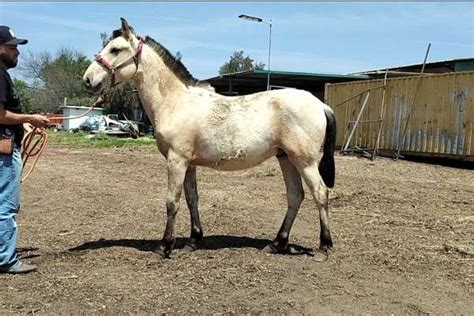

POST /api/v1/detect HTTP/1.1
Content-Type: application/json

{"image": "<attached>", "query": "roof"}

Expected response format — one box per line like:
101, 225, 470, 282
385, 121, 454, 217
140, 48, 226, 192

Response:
354, 57, 474, 75
61, 105, 104, 111
206, 69, 368, 83
204, 57, 474, 96
205, 69, 369, 96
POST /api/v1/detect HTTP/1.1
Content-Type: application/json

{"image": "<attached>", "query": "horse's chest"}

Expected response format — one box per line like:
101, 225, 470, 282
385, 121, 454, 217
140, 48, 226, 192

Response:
154, 127, 195, 159
154, 130, 173, 157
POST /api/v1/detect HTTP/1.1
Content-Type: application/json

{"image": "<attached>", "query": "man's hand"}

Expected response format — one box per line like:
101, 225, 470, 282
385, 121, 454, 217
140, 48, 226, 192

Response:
28, 114, 50, 128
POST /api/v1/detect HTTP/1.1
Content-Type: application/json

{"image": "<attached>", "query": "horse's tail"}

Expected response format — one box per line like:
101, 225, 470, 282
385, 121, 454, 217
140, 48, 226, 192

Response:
318, 106, 337, 188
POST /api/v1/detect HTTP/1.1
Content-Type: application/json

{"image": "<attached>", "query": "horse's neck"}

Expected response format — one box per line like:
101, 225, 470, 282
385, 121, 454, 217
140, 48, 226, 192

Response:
133, 46, 186, 124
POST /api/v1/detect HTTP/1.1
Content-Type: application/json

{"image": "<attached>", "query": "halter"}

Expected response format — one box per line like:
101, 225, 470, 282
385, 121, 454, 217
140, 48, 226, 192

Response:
94, 36, 144, 90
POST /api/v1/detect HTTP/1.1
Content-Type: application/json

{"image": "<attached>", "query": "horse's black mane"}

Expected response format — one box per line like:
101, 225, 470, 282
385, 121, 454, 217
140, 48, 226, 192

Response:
108, 28, 210, 88
144, 36, 204, 87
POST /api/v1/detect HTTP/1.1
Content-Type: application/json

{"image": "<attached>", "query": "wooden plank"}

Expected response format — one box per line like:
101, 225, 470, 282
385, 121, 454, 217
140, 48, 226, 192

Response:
326, 71, 474, 160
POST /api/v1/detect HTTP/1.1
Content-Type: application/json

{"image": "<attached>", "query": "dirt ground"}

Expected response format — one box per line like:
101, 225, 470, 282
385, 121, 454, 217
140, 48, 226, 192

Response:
1, 146, 473, 314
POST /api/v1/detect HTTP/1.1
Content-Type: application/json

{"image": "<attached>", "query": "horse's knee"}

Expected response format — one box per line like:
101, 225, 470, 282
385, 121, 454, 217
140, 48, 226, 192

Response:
166, 199, 179, 216
313, 182, 328, 207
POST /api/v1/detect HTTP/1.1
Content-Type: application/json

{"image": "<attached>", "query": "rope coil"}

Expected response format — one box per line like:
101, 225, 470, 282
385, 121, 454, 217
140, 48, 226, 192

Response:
21, 96, 105, 182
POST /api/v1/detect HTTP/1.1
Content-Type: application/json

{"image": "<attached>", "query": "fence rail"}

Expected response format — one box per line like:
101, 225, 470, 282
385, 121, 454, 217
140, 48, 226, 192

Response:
325, 71, 474, 160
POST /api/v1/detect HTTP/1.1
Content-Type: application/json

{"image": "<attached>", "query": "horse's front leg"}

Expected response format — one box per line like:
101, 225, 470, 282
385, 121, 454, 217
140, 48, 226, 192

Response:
157, 151, 187, 259
183, 166, 203, 252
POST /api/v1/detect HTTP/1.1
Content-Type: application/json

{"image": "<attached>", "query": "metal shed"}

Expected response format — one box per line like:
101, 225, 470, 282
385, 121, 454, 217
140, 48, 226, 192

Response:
61, 106, 104, 130
325, 71, 474, 161
206, 69, 368, 100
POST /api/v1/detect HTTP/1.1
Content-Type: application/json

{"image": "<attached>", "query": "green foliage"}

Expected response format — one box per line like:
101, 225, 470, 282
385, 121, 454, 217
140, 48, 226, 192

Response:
100, 32, 109, 47
254, 61, 265, 70
20, 47, 94, 113
12, 78, 34, 114
47, 131, 156, 148
104, 82, 141, 120
219, 51, 265, 74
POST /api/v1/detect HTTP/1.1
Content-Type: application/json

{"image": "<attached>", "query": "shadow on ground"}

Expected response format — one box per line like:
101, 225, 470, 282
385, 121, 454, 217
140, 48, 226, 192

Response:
69, 235, 314, 256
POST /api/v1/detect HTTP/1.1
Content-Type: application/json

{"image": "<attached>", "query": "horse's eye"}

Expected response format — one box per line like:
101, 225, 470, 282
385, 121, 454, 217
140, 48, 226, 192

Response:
110, 47, 121, 55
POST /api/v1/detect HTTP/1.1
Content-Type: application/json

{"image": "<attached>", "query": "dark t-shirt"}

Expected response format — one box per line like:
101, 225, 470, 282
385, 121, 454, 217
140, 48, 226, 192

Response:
0, 67, 23, 146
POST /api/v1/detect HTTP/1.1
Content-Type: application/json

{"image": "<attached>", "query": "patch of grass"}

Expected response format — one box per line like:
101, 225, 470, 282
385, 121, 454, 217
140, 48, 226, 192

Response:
47, 131, 156, 148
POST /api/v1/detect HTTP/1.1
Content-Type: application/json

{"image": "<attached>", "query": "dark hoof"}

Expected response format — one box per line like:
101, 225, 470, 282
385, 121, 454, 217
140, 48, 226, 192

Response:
182, 243, 198, 253
263, 242, 288, 254
262, 244, 278, 254
313, 249, 329, 262
155, 245, 172, 259
320, 244, 334, 253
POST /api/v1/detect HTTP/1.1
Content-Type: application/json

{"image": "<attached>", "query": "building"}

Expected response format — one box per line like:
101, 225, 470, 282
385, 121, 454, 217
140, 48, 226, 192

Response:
356, 57, 474, 79
61, 106, 104, 130
205, 58, 474, 99
204, 58, 474, 162
325, 58, 474, 161
205, 69, 368, 100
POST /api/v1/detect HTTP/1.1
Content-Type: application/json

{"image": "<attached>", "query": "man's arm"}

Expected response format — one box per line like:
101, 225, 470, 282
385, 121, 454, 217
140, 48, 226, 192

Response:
0, 102, 50, 128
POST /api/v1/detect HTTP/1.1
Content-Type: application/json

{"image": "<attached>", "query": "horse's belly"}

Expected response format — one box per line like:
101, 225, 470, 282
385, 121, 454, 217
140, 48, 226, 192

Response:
194, 146, 278, 171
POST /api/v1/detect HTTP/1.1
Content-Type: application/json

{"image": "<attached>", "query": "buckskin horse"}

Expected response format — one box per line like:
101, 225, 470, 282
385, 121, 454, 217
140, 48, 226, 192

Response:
83, 18, 337, 261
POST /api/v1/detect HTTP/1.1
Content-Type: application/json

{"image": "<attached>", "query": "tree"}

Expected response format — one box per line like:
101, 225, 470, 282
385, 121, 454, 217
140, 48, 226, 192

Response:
12, 78, 34, 114
100, 32, 109, 47
219, 51, 265, 75
20, 47, 94, 113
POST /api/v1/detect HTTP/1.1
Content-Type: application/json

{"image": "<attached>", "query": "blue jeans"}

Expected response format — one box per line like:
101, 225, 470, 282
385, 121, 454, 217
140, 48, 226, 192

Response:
0, 146, 22, 270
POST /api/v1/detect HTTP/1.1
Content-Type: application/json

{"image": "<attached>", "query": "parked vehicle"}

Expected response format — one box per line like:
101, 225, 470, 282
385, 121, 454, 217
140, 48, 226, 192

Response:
78, 115, 140, 138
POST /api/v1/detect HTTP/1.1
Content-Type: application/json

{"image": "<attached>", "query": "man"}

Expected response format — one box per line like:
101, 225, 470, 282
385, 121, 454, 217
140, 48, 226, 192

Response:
0, 25, 49, 274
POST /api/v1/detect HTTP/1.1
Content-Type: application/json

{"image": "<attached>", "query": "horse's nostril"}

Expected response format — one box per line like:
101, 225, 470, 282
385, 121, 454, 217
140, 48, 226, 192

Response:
84, 77, 91, 88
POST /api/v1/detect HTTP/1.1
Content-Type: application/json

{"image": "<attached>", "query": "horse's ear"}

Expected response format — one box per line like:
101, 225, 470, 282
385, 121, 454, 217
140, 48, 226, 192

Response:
121, 17, 132, 39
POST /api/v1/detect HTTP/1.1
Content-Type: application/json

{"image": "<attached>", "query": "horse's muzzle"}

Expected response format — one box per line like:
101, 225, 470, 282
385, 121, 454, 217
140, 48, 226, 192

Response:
83, 76, 102, 94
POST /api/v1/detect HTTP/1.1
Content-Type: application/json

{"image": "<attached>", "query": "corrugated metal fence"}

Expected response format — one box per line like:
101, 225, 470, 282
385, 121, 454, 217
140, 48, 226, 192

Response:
325, 71, 474, 160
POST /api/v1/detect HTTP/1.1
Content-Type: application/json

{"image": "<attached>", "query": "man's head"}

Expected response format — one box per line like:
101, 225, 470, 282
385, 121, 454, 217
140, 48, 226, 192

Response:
0, 26, 28, 69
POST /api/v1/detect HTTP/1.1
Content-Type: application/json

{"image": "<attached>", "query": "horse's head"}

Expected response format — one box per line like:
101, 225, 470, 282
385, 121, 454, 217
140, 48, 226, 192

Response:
83, 18, 143, 94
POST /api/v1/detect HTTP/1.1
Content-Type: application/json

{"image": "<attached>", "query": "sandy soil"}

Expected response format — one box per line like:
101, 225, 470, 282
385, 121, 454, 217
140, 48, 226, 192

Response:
1, 146, 473, 314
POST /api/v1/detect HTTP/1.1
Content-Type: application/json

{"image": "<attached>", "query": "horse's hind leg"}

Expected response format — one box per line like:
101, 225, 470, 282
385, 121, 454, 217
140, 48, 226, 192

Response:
299, 163, 333, 261
183, 166, 203, 252
156, 152, 187, 259
264, 154, 304, 253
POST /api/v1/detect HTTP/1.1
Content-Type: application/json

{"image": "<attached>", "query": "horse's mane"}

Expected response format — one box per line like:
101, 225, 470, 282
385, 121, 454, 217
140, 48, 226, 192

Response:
144, 36, 208, 88
108, 29, 213, 90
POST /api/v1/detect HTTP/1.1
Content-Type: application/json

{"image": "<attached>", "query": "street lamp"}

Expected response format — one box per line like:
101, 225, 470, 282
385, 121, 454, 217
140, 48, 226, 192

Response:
238, 14, 272, 91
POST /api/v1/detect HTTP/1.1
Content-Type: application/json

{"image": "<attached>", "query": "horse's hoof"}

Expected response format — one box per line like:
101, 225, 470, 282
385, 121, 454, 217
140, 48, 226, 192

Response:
313, 249, 328, 262
155, 247, 171, 259
182, 243, 198, 253
262, 244, 279, 254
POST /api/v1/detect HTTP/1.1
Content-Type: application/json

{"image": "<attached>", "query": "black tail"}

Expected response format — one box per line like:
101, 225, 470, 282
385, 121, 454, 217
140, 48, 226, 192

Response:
319, 108, 337, 188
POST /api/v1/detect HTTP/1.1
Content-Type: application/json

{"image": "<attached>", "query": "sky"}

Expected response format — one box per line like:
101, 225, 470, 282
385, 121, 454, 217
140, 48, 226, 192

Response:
1, 2, 473, 80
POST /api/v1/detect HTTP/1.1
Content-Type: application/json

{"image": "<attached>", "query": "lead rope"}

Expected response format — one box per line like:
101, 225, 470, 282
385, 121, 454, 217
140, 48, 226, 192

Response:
21, 96, 105, 182
22, 38, 144, 182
